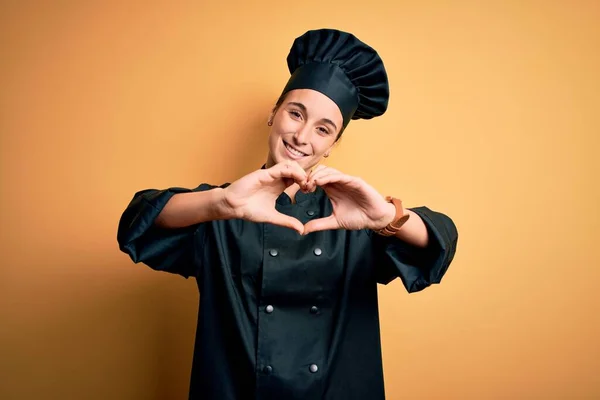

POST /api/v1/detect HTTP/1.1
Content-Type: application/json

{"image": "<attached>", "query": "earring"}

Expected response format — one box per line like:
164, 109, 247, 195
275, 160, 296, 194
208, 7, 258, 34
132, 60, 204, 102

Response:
324, 153, 330, 158
267, 120, 273, 126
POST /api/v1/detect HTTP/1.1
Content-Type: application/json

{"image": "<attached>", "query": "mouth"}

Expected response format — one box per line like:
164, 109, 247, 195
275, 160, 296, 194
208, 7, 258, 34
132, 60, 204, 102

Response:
283, 140, 310, 158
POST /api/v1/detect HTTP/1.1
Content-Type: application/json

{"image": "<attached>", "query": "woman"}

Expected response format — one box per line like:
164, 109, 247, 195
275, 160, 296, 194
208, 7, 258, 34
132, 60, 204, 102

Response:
118, 28, 458, 400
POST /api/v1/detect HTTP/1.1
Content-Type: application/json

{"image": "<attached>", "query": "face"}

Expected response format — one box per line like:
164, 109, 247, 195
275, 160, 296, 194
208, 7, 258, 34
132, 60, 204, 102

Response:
265, 89, 343, 171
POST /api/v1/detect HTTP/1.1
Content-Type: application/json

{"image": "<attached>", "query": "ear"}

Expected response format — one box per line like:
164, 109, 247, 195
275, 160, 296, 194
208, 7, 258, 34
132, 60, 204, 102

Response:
324, 141, 337, 158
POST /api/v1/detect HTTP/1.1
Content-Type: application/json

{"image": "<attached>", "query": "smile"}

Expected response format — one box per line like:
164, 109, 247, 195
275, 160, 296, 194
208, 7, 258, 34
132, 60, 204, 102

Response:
283, 141, 310, 158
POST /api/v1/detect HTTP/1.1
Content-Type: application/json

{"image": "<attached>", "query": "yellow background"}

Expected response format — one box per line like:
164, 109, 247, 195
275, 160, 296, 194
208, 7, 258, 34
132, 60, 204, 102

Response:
1, 1, 598, 399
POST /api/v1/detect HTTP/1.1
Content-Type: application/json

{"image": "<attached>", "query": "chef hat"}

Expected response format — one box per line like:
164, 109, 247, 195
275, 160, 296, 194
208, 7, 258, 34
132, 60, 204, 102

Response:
281, 28, 390, 129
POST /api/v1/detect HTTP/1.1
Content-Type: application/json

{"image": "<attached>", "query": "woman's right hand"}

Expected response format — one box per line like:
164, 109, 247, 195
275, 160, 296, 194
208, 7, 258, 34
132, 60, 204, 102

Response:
221, 161, 308, 234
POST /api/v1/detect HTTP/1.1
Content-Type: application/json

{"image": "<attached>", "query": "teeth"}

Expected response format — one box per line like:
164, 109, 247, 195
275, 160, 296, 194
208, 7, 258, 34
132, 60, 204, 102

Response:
285, 142, 307, 157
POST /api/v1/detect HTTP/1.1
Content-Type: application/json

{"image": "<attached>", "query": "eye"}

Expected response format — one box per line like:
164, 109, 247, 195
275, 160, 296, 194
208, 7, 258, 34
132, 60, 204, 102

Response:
289, 110, 302, 119
318, 127, 330, 135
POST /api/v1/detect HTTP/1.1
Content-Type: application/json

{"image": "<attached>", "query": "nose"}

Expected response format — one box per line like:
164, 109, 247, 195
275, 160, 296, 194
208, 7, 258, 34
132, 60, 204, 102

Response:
293, 125, 311, 145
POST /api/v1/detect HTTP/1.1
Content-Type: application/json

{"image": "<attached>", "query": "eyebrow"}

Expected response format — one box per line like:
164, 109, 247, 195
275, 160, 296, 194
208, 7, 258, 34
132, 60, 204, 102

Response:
286, 101, 339, 132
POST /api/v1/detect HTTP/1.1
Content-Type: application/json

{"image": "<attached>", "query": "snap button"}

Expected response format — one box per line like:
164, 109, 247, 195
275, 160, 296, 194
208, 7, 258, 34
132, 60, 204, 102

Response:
313, 248, 322, 256
269, 249, 278, 257
309, 364, 318, 373
307, 210, 315, 216
310, 306, 319, 314
265, 305, 274, 314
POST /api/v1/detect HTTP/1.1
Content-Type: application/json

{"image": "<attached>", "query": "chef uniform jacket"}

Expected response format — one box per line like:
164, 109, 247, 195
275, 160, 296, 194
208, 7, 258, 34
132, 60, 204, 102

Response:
117, 181, 458, 400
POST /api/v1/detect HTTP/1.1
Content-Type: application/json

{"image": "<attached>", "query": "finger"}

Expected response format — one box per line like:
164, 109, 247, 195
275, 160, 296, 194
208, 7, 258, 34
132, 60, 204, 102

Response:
303, 215, 340, 235
301, 165, 318, 192
274, 160, 306, 178
309, 167, 341, 189
306, 165, 327, 192
286, 161, 309, 187
311, 171, 352, 190
308, 164, 327, 180
313, 173, 354, 188
304, 165, 324, 192
309, 164, 327, 177
268, 211, 304, 235
269, 161, 307, 186
309, 166, 336, 181
310, 169, 341, 183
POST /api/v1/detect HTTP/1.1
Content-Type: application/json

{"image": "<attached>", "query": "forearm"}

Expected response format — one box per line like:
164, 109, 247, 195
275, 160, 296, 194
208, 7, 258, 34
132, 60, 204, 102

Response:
154, 188, 234, 229
393, 209, 429, 248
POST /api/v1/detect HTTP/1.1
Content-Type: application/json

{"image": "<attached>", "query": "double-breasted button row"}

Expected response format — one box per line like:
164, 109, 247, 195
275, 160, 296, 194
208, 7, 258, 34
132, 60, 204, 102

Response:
264, 305, 319, 314
260, 364, 319, 374
263, 244, 321, 375
262, 364, 319, 375
269, 248, 322, 257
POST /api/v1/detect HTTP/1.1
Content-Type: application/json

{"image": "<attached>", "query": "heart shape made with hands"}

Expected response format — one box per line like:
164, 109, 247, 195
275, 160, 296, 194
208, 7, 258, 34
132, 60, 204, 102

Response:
228, 162, 396, 236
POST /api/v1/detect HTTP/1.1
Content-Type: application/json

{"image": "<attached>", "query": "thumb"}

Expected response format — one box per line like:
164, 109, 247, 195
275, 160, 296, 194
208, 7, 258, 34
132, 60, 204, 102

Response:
268, 211, 305, 235
303, 215, 339, 235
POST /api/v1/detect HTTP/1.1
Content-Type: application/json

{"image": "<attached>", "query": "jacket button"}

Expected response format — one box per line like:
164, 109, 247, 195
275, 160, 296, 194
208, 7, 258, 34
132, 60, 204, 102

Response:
269, 249, 278, 257
265, 305, 274, 314
309, 364, 318, 373
307, 210, 315, 216
313, 248, 322, 256
310, 306, 319, 314
263, 365, 273, 374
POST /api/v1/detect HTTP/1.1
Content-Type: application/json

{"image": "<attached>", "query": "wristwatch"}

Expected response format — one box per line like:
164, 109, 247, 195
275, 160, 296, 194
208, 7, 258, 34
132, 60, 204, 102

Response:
375, 196, 410, 236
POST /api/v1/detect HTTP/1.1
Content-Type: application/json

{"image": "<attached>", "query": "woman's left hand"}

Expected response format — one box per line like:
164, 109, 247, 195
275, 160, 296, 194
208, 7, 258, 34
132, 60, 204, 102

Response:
302, 165, 396, 235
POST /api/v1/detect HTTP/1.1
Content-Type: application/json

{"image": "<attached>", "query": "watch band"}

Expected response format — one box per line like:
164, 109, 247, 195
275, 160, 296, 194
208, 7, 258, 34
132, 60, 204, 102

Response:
375, 196, 410, 236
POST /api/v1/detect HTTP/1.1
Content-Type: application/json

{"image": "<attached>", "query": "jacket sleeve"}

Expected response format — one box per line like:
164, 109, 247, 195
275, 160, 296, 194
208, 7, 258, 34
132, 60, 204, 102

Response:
372, 206, 459, 293
116, 183, 218, 278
